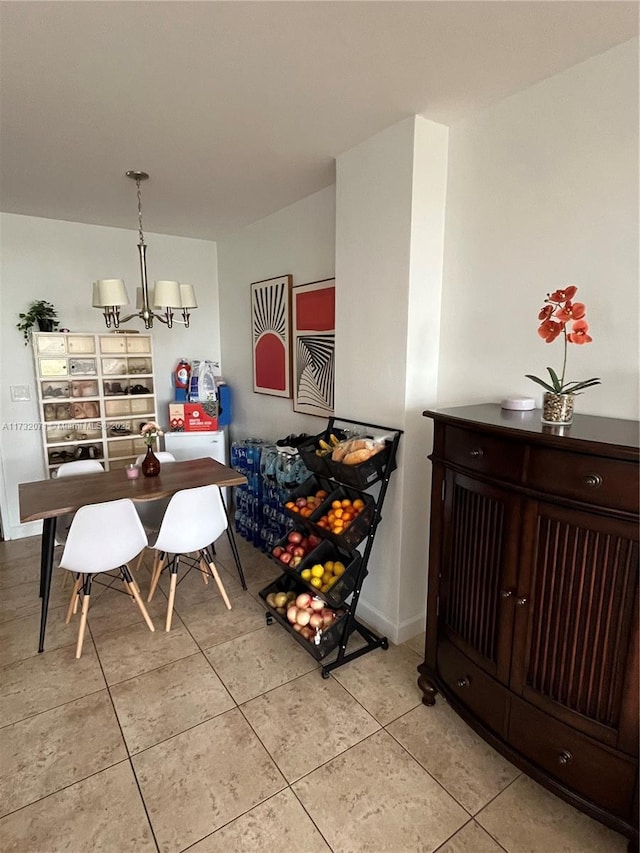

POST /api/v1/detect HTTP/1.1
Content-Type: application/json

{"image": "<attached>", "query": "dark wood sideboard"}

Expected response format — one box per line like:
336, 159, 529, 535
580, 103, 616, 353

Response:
419, 404, 639, 849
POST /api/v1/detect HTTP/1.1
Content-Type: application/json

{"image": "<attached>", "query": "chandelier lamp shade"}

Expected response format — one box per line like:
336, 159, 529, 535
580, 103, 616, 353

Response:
93, 171, 197, 330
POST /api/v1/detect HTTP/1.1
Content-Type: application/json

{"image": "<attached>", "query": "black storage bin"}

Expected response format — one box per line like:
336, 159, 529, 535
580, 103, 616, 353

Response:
298, 428, 349, 477
282, 475, 333, 523
267, 525, 322, 571
308, 486, 375, 550
326, 440, 394, 489
294, 539, 363, 607
259, 575, 350, 661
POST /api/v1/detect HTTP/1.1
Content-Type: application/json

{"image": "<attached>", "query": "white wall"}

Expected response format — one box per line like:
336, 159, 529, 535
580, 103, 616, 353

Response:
0, 213, 219, 538
335, 117, 448, 643
216, 186, 336, 444
439, 39, 639, 418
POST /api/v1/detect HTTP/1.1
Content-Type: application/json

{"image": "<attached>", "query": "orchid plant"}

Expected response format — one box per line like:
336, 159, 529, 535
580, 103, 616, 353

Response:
526, 285, 601, 396
140, 421, 163, 448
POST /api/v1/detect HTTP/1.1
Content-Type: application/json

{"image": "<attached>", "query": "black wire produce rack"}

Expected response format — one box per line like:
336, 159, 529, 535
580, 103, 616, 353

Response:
259, 416, 403, 677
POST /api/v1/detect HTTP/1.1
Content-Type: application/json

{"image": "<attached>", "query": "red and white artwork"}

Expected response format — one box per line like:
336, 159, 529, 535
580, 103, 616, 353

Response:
293, 278, 335, 417
251, 275, 292, 397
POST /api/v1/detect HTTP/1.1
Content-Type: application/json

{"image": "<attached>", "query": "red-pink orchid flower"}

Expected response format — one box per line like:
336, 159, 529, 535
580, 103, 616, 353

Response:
555, 301, 586, 322
567, 319, 592, 345
537, 319, 563, 343
548, 285, 577, 303
538, 305, 554, 321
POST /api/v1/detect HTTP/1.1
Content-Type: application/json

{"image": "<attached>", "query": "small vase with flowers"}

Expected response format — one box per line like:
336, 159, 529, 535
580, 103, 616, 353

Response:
526, 285, 601, 425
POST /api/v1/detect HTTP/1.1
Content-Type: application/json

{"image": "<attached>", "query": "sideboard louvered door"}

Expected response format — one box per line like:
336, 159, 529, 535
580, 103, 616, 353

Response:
441, 472, 520, 685
512, 501, 639, 749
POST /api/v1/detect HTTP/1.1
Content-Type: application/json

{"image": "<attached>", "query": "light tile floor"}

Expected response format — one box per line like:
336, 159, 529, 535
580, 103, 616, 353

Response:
0, 534, 630, 853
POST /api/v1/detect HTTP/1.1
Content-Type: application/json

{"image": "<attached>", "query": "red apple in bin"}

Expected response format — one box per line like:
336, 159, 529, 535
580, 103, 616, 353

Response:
272, 546, 284, 558
307, 534, 322, 548
287, 531, 303, 544
286, 543, 297, 554
292, 546, 305, 557
279, 552, 292, 565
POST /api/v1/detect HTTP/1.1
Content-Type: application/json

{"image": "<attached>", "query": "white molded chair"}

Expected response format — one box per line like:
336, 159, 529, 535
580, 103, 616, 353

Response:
61, 498, 154, 657
56, 460, 105, 478
55, 461, 105, 588
147, 484, 232, 631
134, 451, 177, 467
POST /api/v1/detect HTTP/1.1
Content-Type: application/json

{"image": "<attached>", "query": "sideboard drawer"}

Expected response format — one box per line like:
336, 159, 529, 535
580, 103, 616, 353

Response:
444, 426, 524, 483
509, 695, 636, 820
527, 447, 639, 513
437, 639, 509, 738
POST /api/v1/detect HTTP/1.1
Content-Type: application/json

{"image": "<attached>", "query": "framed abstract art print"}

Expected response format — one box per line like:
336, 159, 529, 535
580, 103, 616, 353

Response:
292, 278, 335, 417
251, 275, 293, 397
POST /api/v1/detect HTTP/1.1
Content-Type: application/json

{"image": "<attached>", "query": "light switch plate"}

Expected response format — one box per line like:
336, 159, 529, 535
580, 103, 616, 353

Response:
10, 384, 31, 402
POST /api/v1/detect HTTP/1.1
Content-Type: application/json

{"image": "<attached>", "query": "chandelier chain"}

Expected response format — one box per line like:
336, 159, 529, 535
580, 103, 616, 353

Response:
136, 178, 145, 246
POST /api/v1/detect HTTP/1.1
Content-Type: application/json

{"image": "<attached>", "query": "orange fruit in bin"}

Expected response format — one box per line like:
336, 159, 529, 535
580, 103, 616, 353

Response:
341, 499, 352, 508
353, 498, 365, 510
331, 500, 342, 509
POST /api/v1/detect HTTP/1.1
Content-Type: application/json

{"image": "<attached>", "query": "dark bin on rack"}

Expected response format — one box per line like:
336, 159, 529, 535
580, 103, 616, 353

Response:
267, 525, 319, 571
309, 486, 375, 550
282, 475, 333, 522
294, 539, 363, 607
259, 575, 350, 661
298, 428, 349, 477
327, 440, 394, 489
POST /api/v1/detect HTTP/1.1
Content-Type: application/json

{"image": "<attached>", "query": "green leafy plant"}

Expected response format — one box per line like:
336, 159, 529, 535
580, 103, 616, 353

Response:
525, 285, 601, 395
16, 300, 60, 344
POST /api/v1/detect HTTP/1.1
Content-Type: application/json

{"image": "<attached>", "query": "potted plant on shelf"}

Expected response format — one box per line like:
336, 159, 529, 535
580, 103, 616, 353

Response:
16, 300, 60, 344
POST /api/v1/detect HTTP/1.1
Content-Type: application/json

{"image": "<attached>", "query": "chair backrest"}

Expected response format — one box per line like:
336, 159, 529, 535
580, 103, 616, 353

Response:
59, 498, 148, 575
54, 460, 105, 545
56, 460, 105, 478
154, 484, 228, 555
134, 451, 176, 466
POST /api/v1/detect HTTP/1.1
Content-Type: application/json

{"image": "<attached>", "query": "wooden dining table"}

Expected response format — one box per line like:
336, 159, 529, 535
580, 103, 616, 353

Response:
18, 457, 248, 652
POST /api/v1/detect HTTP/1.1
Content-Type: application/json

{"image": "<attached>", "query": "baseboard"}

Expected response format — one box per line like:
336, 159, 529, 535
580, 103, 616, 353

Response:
8, 521, 43, 540
396, 612, 427, 646
354, 599, 426, 647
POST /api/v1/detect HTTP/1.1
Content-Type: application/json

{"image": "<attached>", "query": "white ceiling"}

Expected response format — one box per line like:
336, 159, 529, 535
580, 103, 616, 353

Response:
1, 1, 637, 241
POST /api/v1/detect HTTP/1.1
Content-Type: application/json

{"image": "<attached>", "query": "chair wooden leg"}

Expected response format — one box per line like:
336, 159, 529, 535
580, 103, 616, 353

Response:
134, 550, 146, 572
75, 593, 90, 659
199, 557, 211, 586
208, 559, 232, 611
65, 575, 82, 623
166, 571, 178, 632
126, 582, 155, 632
147, 552, 164, 602
120, 565, 155, 632
72, 578, 83, 615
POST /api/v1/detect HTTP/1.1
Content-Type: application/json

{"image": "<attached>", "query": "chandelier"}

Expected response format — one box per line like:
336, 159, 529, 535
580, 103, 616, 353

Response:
92, 171, 197, 330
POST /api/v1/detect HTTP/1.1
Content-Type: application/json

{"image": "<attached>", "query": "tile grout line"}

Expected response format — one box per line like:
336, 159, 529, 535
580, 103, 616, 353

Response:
87, 619, 162, 853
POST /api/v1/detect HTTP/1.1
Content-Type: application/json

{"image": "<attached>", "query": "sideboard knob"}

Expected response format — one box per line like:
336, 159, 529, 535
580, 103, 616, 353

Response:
516, 596, 528, 606
557, 750, 573, 765
469, 448, 484, 458
500, 589, 514, 599
456, 676, 470, 689
584, 473, 602, 488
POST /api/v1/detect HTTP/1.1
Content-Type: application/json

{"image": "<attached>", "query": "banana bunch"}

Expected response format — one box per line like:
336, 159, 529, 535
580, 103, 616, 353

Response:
315, 433, 341, 457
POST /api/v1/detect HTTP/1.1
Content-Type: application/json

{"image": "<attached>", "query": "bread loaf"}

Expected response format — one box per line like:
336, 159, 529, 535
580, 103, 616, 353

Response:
343, 448, 372, 465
